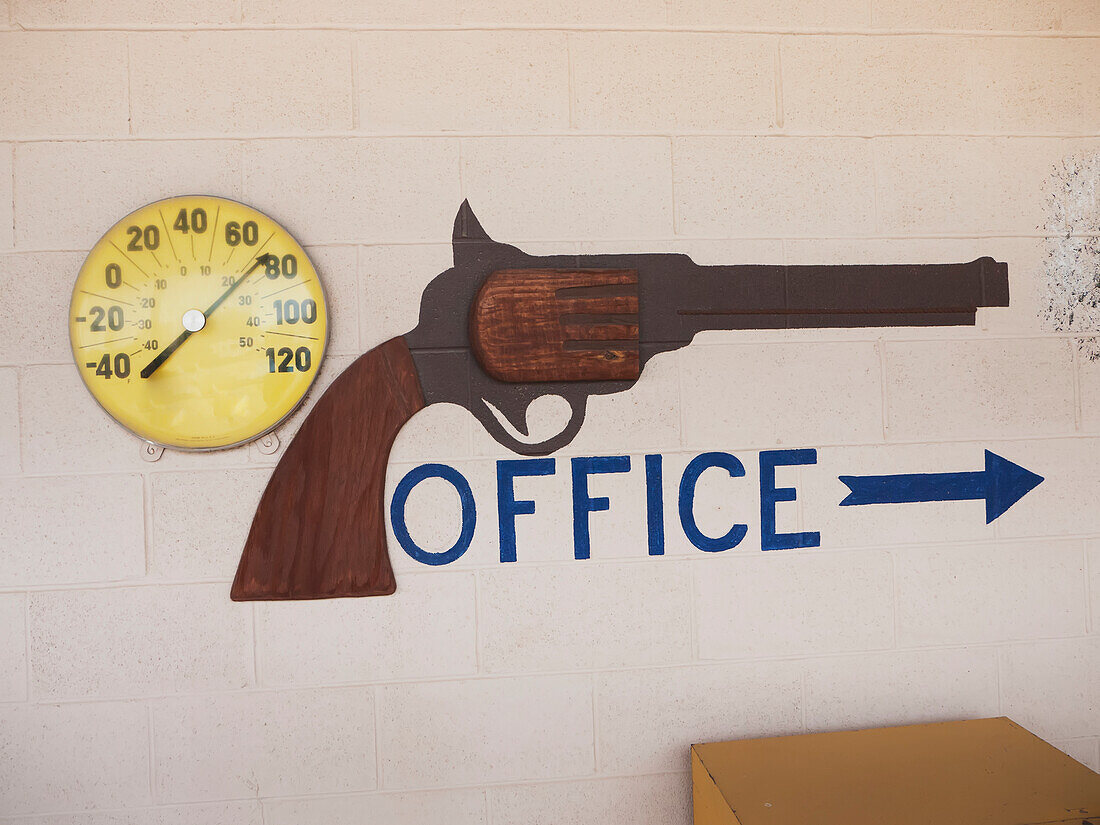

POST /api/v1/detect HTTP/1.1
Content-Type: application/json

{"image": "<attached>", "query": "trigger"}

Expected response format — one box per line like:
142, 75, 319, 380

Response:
481, 398, 532, 440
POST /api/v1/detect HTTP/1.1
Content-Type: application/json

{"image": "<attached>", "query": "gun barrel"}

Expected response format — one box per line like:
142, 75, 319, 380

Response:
639, 257, 1008, 344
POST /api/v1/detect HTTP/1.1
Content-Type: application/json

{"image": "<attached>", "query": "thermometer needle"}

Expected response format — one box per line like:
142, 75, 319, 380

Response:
141, 254, 275, 379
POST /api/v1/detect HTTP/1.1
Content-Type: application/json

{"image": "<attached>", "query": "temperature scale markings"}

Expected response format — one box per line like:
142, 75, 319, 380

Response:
266, 331, 318, 341
80, 289, 133, 306
78, 335, 135, 349
146, 247, 164, 269
158, 210, 180, 263
207, 205, 221, 263
261, 278, 312, 300
108, 241, 152, 280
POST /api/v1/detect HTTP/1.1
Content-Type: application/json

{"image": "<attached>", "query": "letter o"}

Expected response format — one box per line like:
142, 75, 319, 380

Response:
390, 463, 476, 566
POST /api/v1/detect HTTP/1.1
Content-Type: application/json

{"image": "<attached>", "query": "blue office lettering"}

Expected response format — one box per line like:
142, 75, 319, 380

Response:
391, 463, 477, 566
759, 449, 821, 551
678, 451, 748, 552
496, 458, 555, 562
571, 455, 631, 560
645, 454, 666, 556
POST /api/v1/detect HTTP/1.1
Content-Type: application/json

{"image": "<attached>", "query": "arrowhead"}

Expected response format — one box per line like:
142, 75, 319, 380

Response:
452, 200, 490, 242
984, 450, 1043, 523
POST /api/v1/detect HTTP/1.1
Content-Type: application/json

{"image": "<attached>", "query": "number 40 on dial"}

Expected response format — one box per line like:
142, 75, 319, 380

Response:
69, 195, 329, 450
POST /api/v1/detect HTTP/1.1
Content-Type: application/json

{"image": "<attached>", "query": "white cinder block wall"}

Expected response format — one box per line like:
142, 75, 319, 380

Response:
1, 1, 1099, 821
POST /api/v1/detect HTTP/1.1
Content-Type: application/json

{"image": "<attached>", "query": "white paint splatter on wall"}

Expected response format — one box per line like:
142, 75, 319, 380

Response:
1041, 154, 1100, 359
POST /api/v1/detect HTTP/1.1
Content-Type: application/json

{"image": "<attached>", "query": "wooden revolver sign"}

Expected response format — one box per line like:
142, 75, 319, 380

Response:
232, 202, 1010, 600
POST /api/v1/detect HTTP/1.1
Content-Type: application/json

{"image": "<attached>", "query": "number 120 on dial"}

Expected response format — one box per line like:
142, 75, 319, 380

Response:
69, 195, 328, 450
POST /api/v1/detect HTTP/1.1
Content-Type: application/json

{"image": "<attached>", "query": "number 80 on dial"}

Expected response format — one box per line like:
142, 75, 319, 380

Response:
69, 195, 328, 450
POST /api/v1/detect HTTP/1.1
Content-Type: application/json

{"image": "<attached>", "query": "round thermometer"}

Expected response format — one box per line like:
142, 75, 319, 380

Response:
69, 195, 328, 450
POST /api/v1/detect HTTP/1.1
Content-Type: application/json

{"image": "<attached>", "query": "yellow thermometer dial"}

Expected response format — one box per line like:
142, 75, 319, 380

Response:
69, 196, 328, 450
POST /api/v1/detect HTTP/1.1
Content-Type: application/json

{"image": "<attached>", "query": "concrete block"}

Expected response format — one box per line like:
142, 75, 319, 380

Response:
884, 338, 1075, 441
0, 593, 25, 701
130, 32, 353, 136
671, 0, 868, 27
358, 243, 452, 345
783, 36, 981, 133
357, 32, 568, 132
673, 137, 876, 237
895, 540, 1086, 646
0, 474, 144, 586
256, 571, 477, 685
305, 245, 359, 356
151, 469, 269, 581
388, 403, 472, 465
871, 0, 1063, 29
695, 551, 894, 658
0, 252, 84, 364
13, 0, 236, 25
460, 0, 666, 24
1078, 349, 1100, 434
970, 38, 1100, 133
29, 584, 253, 700
977, 236, 1049, 335
0, 145, 11, 249
478, 561, 693, 672
0, 367, 18, 474
596, 661, 803, 773
0, 702, 151, 815
264, 789, 487, 825
1061, 2, 1100, 28
803, 648, 1000, 731
993, 438, 1100, 538
377, 675, 593, 788
679, 341, 884, 449
153, 687, 376, 801
999, 636, 1099, 739
14, 141, 242, 251
873, 137, 1066, 236
0, 33, 128, 138
242, 0, 457, 24
572, 33, 776, 131
489, 774, 692, 825
461, 137, 673, 241
1089, 540, 1099, 632
5, 802, 264, 825
242, 139, 460, 244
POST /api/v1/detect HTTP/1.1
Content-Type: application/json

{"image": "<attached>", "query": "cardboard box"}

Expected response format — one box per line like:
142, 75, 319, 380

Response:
692, 717, 1100, 825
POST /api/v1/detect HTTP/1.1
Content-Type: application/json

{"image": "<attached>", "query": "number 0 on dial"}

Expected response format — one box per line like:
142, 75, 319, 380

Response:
69, 196, 328, 450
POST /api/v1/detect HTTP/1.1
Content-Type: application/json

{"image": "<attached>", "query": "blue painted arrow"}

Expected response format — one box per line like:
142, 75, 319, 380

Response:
839, 450, 1043, 523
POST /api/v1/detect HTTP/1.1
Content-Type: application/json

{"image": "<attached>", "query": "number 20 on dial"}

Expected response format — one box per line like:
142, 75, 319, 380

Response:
69, 196, 328, 450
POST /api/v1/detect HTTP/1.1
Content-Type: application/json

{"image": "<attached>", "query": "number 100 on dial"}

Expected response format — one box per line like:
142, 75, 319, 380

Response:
69, 196, 328, 450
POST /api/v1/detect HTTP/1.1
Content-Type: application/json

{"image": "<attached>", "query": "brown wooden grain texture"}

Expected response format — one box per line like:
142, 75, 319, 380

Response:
470, 268, 641, 383
231, 336, 424, 600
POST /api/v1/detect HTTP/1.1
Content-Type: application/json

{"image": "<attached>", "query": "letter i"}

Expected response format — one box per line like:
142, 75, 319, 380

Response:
645, 454, 665, 556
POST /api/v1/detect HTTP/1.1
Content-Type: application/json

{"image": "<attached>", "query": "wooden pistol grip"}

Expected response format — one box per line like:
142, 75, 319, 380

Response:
231, 337, 425, 600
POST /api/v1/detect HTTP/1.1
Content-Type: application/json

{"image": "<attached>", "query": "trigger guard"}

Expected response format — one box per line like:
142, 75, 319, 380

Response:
474, 396, 587, 456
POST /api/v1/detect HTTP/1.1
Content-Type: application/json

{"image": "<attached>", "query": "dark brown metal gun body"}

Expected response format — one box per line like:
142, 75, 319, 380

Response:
231, 202, 1009, 601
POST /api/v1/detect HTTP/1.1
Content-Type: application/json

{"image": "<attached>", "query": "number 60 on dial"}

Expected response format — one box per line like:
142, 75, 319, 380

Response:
69, 196, 328, 450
